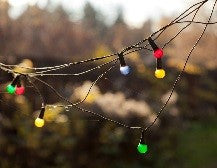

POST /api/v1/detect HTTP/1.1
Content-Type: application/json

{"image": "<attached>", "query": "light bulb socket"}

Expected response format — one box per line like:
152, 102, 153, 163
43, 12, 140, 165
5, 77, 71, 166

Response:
140, 131, 146, 144
39, 107, 45, 119
16, 80, 22, 87
118, 53, 126, 67
148, 37, 159, 51
156, 58, 163, 69
11, 75, 20, 87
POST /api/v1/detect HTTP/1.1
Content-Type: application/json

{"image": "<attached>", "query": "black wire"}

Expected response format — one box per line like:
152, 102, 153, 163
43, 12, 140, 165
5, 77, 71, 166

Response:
143, 0, 217, 133
0, 0, 216, 144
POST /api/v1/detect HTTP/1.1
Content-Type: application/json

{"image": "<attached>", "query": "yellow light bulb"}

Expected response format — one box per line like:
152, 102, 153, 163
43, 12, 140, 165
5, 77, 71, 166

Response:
155, 69, 166, 79
35, 118, 45, 128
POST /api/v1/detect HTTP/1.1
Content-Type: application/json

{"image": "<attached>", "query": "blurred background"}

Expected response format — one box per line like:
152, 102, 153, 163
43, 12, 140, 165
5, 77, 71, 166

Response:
0, 0, 217, 167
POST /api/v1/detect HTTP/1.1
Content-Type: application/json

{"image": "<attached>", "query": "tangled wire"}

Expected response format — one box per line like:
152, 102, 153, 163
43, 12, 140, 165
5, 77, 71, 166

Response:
0, 0, 217, 154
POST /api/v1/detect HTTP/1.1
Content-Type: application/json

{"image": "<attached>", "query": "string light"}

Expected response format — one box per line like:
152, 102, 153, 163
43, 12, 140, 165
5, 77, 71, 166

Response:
15, 86, 25, 95
155, 69, 165, 79
120, 66, 131, 76
155, 59, 166, 79
6, 75, 25, 95
148, 37, 164, 59
154, 49, 164, 59
137, 131, 148, 154
15, 79, 25, 95
6, 76, 20, 94
118, 53, 131, 76
35, 107, 45, 128
148, 37, 166, 78
0, 0, 215, 155
6, 84, 16, 94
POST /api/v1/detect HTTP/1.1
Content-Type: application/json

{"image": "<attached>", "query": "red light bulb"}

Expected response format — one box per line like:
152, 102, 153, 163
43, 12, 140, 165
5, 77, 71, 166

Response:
154, 49, 164, 58
15, 86, 25, 95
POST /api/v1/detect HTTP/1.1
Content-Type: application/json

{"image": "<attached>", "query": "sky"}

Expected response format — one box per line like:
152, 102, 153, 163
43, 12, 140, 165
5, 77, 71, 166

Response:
8, 0, 191, 27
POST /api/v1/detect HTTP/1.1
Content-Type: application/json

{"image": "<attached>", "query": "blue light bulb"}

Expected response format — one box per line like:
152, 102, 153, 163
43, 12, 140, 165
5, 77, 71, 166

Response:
120, 66, 131, 76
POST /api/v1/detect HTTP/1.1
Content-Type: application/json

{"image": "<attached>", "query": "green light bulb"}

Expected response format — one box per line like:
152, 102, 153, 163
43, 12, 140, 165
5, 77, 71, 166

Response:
6, 84, 16, 94
137, 143, 148, 154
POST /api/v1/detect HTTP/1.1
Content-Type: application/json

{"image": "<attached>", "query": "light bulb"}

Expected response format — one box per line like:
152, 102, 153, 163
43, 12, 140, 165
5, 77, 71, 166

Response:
6, 84, 16, 94
154, 48, 164, 59
15, 86, 25, 95
120, 66, 131, 76
155, 69, 166, 79
35, 107, 45, 128
137, 143, 148, 154
35, 118, 45, 128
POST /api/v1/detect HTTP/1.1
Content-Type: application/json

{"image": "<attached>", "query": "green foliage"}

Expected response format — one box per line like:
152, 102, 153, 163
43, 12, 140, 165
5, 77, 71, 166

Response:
176, 121, 217, 168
